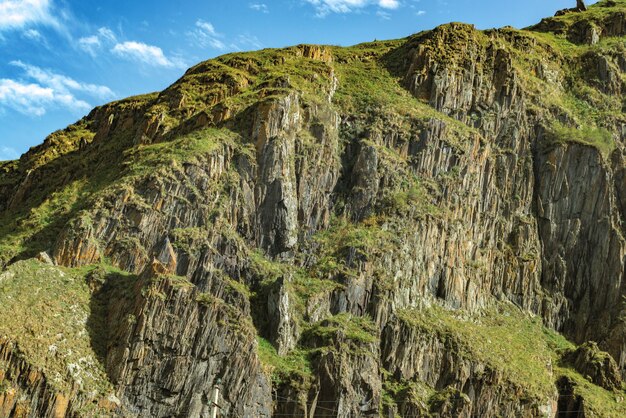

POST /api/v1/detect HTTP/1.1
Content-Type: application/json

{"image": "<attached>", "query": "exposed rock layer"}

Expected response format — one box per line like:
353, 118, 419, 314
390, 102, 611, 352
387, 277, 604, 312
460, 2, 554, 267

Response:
1, 1, 626, 417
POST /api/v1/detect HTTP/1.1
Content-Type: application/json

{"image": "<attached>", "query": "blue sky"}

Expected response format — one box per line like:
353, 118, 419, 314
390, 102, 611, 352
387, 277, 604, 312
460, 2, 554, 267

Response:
0, 0, 598, 160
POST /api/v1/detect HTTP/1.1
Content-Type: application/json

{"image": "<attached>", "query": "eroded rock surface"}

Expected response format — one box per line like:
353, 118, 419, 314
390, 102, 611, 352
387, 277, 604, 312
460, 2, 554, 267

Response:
1, 1, 626, 417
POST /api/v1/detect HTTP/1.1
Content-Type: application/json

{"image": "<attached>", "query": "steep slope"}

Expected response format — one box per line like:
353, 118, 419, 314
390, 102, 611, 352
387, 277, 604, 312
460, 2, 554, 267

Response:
1, 1, 626, 417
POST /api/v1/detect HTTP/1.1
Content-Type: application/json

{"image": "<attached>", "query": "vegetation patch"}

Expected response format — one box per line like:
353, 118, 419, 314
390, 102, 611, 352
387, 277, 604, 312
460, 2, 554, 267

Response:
0, 259, 113, 395
256, 336, 313, 387
304, 313, 378, 357
546, 121, 616, 158
397, 303, 562, 401
380, 174, 439, 219
381, 374, 432, 416
556, 367, 626, 417
291, 269, 341, 315
313, 216, 396, 276
0, 179, 91, 266
171, 227, 211, 254
123, 127, 238, 176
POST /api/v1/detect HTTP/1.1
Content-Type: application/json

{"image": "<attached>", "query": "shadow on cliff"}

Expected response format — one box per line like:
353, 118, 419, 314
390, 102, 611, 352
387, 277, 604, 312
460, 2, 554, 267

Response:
2, 128, 136, 267
379, 31, 430, 79
85, 269, 140, 371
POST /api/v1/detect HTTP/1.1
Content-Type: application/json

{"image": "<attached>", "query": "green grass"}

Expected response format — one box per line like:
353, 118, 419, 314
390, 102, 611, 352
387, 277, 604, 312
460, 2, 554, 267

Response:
170, 227, 211, 254
397, 303, 561, 401
222, 276, 252, 299
0, 124, 244, 267
20, 121, 95, 171
314, 216, 395, 265
0, 259, 113, 396
248, 248, 286, 282
395, 303, 626, 414
166, 45, 337, 123
380, 175, 439, 219
536, 0, 626, 31
307, 313, 378, 344
291, 270, 341, 315
381, 374, 433, 416
304, 313, 378, 355
123, 127, 238, 176
256, 336, 313, 387
331, 55, 478, 141
0, 97, 153, 267
546, 121, 616, 158
556, 366, 626, 417
0, 180, 92, 265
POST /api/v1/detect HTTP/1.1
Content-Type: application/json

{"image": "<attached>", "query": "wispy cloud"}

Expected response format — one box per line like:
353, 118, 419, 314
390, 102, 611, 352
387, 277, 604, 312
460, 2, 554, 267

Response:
0, 79, 89, 116
237, 34, 263, 49
196, 20, 217, 36
78, 35, 100, 56
78, 26, 117, 56
249, 3, 269, 13
11, 61, 114, 98
111, 41, 186, 68
305, 0, 401, 16
0, 146, 19, 161
416, 10, 426, 16
188, 20, 227, 50
0, 0, 61, 32
97, 27, 116, 42
22, 28, 44, 41
0, 62, 113, 116
379, 0, 399, 9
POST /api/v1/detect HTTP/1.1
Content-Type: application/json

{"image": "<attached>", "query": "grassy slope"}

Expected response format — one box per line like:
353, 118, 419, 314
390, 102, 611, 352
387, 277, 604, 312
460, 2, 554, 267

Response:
0, 260, 114, 396
392, 305, 626, 416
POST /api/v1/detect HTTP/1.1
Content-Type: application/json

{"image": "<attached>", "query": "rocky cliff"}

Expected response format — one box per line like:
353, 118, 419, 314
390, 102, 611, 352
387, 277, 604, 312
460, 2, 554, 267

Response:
1, 1, 626, 417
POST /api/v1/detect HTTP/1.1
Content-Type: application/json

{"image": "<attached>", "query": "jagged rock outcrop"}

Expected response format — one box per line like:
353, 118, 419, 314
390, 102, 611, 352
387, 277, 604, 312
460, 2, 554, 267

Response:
563, 342, 623, 391
301, 316, 382, 418
380, 310, 559, 418
105, 264, 272, 417
535, 143, 625, 347
1, 1, 626, 417
267, 275, 300, 355
0, 340, 93, 417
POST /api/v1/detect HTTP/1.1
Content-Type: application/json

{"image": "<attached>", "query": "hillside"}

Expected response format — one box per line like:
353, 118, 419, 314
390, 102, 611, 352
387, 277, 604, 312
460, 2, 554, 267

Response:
1, 1, 626, 417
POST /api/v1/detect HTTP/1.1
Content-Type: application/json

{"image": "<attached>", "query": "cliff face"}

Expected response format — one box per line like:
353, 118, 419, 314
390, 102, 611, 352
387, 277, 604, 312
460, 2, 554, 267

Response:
1, 1, 626, 417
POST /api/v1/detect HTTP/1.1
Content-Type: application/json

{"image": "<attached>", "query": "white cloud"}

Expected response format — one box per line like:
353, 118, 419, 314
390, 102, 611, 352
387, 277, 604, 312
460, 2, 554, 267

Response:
11, 61, 114, 98
416, 10, 426, 15
78, 26, 116, 56
379, 0, 399, 9
376, 10, 391, 19
305, 0, 401, 16
188, 20, 227, 50
0, 0, 60, 31
237, 34, 263, 49
206, 38, 226, 50
78, 35, 100, 56
306, 0, 367, 15
22, 28, 43, 41
112, 41, 186, 68
97, 27, 116, 42
250, 3, 269, 13
0, 79, 89, 116
0, 146, 19, 161
0, 62, 114, 116
196, 20, 217, 36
